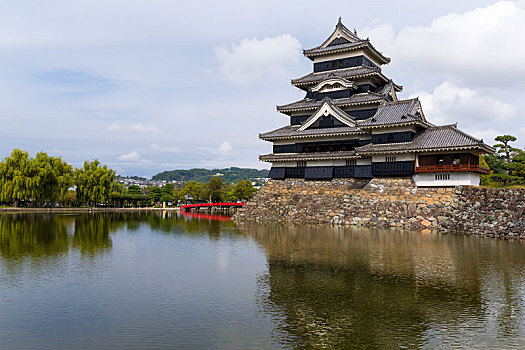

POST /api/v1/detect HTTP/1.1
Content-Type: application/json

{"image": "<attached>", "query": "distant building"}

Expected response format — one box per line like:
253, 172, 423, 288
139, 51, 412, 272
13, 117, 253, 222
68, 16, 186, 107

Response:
260, 19, 494, 186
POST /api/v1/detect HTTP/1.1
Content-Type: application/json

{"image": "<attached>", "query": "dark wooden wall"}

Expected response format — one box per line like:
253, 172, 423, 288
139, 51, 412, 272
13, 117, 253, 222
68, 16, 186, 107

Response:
313, 55, 377, 73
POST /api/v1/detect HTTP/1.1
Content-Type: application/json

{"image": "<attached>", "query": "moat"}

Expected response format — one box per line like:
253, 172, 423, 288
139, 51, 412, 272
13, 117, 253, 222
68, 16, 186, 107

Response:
1, 212, 525, 349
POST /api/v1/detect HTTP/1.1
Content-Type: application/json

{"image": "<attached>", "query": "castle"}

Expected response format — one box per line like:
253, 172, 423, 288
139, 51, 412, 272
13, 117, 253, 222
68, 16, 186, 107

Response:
260, 19, 494, 186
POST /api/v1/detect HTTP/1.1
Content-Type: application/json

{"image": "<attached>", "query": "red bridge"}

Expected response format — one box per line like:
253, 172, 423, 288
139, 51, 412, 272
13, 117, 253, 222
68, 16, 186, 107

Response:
180, 202, 245, 212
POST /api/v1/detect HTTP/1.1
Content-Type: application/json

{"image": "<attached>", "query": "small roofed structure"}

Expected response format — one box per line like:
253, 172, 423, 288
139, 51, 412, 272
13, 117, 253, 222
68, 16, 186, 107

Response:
260, 18, 494, 186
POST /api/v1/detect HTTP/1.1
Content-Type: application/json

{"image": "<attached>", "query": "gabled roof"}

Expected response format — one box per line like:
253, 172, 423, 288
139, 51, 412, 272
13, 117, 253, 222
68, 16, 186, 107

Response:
310, 77, 357, 92
355, 125, 496, 154
319, 17, 361, 47
276, 92, 386, 114
377, 80, 398, 101
303, 18, 390, 64
298, 98, 356, 130
358, 98, 427, 128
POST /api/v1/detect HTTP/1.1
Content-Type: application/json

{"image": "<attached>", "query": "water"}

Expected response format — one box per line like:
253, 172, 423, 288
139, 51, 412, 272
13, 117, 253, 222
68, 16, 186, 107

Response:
1, 212, 525, 349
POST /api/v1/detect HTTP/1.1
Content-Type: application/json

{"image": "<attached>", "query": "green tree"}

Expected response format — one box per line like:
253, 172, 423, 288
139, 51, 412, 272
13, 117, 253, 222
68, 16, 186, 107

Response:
149, 186, 162, 205
63, 190, 77, 207
233, 180, 257, 201
0, 149, 39, 206
127, 184, 142, 195
74, 160, 115, 207
204, 177, 224, 202
33, 152, 73, 205
494, 135, 520, 164
484, 135, 525, 186
160, 183, 174, 204
172, 187, 185, 205
505, 150, 525, 184
183, 180, 204, 203
163, 183, 174, 196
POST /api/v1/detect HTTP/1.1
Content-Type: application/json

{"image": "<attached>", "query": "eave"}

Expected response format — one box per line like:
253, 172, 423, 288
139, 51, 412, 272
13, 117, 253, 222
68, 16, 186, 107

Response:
291, 71, 401, 92
303, 41, 391, 64
260, 151, 361, 162
276, 98, 384, 115
357, 120, 430, 129
356, 144, 495, 156
259, 130, 368, 142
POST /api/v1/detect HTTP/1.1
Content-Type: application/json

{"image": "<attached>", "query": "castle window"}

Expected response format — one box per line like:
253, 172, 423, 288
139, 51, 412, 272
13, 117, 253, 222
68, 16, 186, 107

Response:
297, 161, 307, 167
386, 156, 396, 162
346, 159, 357, 166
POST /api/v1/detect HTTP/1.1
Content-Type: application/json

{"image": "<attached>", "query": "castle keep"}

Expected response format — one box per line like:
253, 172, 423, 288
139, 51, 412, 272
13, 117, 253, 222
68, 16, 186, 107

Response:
260, 19, 494, 186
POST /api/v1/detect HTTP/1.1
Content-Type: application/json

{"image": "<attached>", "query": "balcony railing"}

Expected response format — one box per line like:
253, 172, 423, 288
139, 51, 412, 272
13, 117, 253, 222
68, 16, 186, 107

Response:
415, 164, 490, 174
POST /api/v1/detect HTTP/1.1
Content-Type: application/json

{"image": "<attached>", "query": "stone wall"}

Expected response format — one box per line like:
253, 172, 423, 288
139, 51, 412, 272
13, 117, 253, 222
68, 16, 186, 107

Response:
233, 178, 525, 237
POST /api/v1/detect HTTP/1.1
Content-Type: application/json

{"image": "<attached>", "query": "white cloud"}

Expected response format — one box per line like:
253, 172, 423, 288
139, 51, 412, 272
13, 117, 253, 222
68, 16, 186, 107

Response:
218, 141, 233, 155
216, 34, 302, 85
411, 81, 516, 124
107, 122, 158, 132
117, 151, 150, 163
411, 81, 516, 142
149, 144, 182, 154
363, 1, 525, 86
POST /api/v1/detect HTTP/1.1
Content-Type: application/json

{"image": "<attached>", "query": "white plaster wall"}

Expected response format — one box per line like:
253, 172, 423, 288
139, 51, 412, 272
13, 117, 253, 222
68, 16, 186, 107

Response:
271, 161, 299, 168
356, 158, 372, 165
307, 160, 335, 167
413, 172, 480, 187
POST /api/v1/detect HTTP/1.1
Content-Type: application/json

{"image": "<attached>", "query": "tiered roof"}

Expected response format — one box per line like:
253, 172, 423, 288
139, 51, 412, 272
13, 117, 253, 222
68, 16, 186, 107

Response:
259, 19, 495, 162
277, 92, 386, 114
260, 150, 359, 162
260, 125, 364, 140
359, 99, 427, 128
291, 66, 379, 87
302, 18, 391, 64
356, 125, 495, 154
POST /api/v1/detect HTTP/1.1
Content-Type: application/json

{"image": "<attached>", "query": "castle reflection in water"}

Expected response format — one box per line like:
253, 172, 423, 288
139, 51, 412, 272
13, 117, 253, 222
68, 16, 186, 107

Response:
1, 212, 524, 348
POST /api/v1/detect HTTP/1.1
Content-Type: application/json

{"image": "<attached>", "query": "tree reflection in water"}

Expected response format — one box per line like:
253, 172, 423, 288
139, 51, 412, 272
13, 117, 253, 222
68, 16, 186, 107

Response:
2, 212, 525, 348
0, 211, 240, 266
247, 224, 525, 349
0, 213, 71, 262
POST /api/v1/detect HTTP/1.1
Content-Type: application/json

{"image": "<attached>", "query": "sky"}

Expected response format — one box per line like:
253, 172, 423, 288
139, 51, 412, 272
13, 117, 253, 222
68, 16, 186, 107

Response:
0, 0, 524, 177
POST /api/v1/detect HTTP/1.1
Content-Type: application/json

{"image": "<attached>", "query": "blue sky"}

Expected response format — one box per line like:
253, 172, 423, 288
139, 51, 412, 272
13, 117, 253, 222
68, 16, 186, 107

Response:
0, 0, 524, 177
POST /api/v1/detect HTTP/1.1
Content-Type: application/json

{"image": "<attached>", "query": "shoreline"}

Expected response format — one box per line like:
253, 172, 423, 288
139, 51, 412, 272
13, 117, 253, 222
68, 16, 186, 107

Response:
0, 207, 181, 213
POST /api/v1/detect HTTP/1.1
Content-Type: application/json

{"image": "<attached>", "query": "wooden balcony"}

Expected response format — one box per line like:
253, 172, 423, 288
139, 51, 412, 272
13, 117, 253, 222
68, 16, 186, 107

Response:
415, 164, 490, 174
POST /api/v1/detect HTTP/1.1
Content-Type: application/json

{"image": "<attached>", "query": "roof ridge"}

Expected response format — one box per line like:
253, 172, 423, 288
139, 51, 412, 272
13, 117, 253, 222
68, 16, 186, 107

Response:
336, 17, 362, 41
429, 124, 484, 143
428, 123, 458, 129
384, 97, 418, 105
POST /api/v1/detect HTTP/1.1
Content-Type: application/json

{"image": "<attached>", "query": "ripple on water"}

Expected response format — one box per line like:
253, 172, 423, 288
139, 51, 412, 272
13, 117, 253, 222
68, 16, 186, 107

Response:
1, 213, 525, 349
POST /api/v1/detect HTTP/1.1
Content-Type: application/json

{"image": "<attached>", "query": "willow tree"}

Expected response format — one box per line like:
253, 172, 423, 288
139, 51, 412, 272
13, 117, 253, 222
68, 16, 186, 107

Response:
34, 152, 73, 205
0, 149, 39, 206
74, 160, 115, 207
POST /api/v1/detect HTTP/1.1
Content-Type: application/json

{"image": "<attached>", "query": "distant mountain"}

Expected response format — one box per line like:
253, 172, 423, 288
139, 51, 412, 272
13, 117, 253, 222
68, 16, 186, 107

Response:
152, 167, 269, 184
